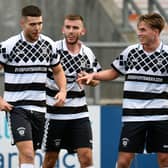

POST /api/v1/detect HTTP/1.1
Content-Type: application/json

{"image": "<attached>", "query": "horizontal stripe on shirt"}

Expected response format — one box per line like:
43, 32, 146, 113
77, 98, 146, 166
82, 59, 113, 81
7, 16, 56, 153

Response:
124, 91, 168, 99
8, 100, 46, 107
45, 112, 89, 120
47, 105, 88, 114
4, 64, 48, 73
5, 83, 45, 91
46, 87, 85, 98
47, 70, 76, 83
123, 108, 168, 116
122, 115, 168, 122
126, 74, 168, 84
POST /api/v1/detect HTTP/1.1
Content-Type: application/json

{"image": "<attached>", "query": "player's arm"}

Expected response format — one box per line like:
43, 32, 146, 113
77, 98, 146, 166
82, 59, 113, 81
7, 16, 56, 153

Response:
87, 79, 99, 87
77, 68, 120, 85
92, 68, 120, 81
77, 71, 99, 87
51, 64, 67, 106
0, 64, 13, 111
0, 64, 3, 70
0, 97, 13, 112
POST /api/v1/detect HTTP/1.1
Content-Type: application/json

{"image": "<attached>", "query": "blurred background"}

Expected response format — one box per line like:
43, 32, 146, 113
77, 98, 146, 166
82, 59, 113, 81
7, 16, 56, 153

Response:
0, 0, 168, 105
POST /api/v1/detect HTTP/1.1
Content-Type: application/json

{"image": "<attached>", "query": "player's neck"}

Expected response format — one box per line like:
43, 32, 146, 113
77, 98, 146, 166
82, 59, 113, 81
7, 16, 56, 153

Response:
66, 42, 81, 55
143, 39, 160, 53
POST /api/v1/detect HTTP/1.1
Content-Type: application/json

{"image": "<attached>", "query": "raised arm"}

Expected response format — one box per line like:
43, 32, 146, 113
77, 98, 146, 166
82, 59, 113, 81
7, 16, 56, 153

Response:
77, 71, 100, 87
77, 68, 120, 85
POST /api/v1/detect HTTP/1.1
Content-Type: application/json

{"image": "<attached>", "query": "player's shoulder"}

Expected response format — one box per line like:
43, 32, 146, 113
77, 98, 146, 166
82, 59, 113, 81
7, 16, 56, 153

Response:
40, 34, 55, 44
162, 43, 168, 51
55, 40, 62, 49
1, 34, 20, 46
126, 43, 139, 51
118, 43, 139, 57
81, 42, 94, 55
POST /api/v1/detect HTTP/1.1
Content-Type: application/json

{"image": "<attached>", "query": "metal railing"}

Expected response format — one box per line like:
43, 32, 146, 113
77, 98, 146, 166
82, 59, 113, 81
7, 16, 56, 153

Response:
148, 0, 168, 22
123, 0, 168, 28
122, 0, 142, 28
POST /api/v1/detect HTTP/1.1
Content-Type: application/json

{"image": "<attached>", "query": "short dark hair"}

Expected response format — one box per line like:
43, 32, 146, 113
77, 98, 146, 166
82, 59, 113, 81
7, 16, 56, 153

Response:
22, 5, 42, 17
137, 13, 165, 33
64, 14, 84, 22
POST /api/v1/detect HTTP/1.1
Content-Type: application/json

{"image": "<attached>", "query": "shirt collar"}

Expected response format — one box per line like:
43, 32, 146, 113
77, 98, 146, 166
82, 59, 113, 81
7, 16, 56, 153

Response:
138, 41, 163, 53
62, 38, 84, 55
20, 31, 41, 45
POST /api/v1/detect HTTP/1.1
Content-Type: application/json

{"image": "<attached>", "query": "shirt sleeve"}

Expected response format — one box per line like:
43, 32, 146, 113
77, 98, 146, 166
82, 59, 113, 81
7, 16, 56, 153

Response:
0, 35, 20, 65
84, 46, 102, 73
92, 54, 102, 72
111, 44, 137, 75
50, 41, 60, 67
0, 41, 8, 65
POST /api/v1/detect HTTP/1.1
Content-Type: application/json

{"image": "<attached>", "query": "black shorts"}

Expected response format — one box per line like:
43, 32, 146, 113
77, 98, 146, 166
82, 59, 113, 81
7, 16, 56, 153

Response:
119, 120, 168, 153
42, 117, 92, 154
6, 107, 45, 150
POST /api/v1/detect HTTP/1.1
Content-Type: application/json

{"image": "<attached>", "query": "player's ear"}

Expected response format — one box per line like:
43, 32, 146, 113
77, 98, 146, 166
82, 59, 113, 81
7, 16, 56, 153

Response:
61, 26, 65, 35
80, 28, 86, 36
20, 18, 24, 28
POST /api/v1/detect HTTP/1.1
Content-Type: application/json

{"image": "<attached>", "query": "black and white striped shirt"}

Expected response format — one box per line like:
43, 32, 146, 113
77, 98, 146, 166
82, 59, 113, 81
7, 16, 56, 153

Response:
46, 39, 101, 120
0, 32, 59, 113
112, 42, 168, 122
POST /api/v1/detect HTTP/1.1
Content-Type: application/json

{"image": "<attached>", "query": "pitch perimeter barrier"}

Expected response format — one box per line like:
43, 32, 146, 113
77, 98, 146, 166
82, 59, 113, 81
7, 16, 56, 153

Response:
0, 105, 158, 168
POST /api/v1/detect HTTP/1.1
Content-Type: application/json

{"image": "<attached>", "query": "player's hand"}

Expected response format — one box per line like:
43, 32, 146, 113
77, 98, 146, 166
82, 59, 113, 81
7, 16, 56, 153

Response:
0, 97, 13, 112
53, 90, 66, 107
77, 71, 87, 88
77, 72, 94, 86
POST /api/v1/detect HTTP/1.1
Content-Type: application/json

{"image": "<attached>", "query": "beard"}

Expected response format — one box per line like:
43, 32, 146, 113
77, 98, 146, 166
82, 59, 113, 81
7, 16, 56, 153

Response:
26, 33, 39, 42
65, 35, 79, 45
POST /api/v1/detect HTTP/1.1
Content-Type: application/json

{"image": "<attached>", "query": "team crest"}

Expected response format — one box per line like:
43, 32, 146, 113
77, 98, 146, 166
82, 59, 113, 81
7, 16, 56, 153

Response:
54, 139, 61, 147
42, 47, 48, 56
157, 57, 163, 65
17, 127, 26, 136
121, 137, 129, 147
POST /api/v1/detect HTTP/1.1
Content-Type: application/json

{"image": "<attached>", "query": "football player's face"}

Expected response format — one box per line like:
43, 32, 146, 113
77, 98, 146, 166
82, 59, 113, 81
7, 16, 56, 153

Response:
62, 19, 85, 45
137, 21, 158, 46
21, 16, 43, 42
